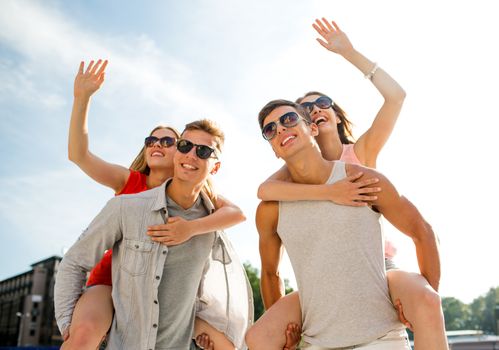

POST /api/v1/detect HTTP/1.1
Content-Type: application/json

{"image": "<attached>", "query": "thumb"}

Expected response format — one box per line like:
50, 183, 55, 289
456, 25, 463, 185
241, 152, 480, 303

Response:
167, 216, 179, 223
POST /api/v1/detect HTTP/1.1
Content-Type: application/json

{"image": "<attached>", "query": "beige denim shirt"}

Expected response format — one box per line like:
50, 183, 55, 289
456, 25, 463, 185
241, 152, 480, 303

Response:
54, 180, 253, 349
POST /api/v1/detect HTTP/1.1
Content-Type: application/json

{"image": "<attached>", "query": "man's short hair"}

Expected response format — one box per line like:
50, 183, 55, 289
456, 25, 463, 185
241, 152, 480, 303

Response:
182, 119, 225, 154
258, 99, 311, 130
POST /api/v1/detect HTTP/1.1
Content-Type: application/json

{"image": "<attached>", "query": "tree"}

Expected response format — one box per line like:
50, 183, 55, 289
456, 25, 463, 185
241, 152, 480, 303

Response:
243, 262, 294, 321
442, 297, 470, 330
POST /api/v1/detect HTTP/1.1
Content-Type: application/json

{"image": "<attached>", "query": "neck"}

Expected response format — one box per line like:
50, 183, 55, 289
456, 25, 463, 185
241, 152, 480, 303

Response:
315, 132, 343, 161
286, 145, 333, 185
147, 168, 173, 189
166, 178, 204, 209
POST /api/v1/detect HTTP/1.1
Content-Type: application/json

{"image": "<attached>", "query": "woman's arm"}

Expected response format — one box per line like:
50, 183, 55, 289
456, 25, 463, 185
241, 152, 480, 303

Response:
258, 165, 380, 206
147, 194, 246, 246
313, 18, 406, 167
68, 60, 130, 193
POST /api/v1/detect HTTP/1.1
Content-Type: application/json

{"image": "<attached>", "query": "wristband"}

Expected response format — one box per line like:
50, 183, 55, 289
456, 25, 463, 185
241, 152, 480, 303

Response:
364, 62, 379, 80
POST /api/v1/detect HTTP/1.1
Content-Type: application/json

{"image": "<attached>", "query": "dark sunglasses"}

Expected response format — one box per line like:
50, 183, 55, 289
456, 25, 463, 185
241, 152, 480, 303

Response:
300, 96, 334, 114
144, 136, 176, 148
176, 139, 218, 160
261, 112, 307, 141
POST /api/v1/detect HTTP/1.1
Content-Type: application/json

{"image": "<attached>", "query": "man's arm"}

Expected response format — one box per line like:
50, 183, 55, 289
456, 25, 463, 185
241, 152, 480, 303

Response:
256, 201, 285, 309
348, 164, 441, 291
54, 196, 123, 336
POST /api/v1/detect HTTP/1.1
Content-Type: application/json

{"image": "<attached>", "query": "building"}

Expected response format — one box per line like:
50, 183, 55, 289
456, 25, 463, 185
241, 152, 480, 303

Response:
447, 330, 499, 350
0, 256, 63, 347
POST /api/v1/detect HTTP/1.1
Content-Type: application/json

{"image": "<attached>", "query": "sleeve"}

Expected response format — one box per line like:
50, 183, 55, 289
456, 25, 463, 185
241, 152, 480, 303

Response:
116, 170, 143, 195
54, 196, 123, 335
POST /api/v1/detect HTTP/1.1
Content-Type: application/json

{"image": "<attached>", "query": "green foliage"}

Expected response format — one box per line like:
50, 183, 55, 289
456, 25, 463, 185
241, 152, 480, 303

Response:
243, 261, 294, 321
442, 286, 499, 334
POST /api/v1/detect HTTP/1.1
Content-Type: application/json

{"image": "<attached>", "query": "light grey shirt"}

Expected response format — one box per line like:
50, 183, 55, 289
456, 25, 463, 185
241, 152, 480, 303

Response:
54, 179, 253, 350
277, 162, 404, 348
155, 194, 214, 349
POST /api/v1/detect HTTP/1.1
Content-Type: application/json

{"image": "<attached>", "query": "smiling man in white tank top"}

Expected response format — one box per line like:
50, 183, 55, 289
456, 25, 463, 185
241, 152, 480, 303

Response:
250, 99, 442, 349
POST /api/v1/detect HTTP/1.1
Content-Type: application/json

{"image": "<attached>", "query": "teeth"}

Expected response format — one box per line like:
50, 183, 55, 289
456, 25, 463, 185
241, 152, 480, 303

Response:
182, 163, 196, 170
315, 117, 327, 125
281, 135, 296, 146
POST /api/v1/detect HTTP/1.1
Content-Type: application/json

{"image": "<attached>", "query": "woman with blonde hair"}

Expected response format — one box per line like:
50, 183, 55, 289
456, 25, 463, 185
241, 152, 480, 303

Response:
64, 59, 243, 350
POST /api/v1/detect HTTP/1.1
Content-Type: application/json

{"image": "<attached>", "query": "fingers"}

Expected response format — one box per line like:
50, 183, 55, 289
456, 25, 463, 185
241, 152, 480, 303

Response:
322, 17, 335, 32
84, 60, 95, 74
148, 224, 170, 231
331, 20, 341, 32
315, 18, 329, 35
90, 59, 103, 75
95, 59, 108, 76
195, 333, 214, 350
346, 172, 364, 182
316, 38, 329, 49
312, 22, 328, 38
77, 61, 84, 75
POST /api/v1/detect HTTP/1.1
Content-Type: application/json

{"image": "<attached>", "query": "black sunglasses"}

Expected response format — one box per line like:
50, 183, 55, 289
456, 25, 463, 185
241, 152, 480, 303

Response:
261, 112, 307, 141
144, 136, 176, 148
300, 96, 334, 114
176, 139, 218, 160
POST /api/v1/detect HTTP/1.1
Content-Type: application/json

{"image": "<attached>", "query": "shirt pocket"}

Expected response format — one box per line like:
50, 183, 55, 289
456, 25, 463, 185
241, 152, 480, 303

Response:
120, 239, 153, 276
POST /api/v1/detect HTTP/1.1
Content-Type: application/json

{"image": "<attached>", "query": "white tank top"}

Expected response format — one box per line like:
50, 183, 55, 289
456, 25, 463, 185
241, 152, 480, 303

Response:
277, 161, 403, 348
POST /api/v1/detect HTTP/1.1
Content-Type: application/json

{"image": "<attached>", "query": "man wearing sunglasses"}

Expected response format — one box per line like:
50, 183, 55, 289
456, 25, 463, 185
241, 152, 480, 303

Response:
249, 100, 442, 349
55, 119, 252, 349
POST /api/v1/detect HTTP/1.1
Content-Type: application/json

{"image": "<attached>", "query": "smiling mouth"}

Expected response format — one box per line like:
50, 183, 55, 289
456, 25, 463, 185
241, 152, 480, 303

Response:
181, 163, 198, 170
314, 116, 327, 126
281, 135, 296, 146
151, 151, 164, 157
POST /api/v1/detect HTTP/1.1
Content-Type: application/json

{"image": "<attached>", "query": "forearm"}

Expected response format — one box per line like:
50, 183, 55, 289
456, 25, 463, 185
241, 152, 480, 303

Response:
342, 49, 406, 102
261, 272, 285, 310
258, 180, 330, 201
54, 253, 89, 334
190, 206, 246, 236
413, 224, 441, 291
68, 96, 91, 163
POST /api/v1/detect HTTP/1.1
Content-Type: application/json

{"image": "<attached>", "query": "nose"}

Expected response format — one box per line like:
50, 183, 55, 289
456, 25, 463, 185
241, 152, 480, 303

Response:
310, 104, 320, 116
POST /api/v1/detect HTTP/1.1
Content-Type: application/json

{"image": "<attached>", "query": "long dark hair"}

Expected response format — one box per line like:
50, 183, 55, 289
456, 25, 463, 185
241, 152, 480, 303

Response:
296, 91, 355, 144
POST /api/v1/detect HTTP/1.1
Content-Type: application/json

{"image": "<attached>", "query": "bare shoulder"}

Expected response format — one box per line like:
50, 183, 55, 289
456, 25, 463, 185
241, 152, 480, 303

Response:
256, 201, 279, 233
344, 162, 385, 181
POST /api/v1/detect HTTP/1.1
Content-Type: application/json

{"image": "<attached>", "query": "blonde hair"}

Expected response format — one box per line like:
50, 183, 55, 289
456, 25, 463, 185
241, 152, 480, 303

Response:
182, 119, 225, 204
129, 125, 181, 175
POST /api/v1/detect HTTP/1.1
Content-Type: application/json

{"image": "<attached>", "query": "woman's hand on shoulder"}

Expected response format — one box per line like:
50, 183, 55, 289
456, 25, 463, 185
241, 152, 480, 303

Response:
327, 171, 380, 206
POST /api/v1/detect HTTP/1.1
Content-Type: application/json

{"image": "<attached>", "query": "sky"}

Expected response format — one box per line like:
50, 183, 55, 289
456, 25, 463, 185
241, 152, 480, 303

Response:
1, 0, 498, 304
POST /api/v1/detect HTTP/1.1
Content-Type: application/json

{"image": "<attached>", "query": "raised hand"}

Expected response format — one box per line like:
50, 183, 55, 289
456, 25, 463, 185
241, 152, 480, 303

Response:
74, 59, 108, 99
312, 18, 354, 57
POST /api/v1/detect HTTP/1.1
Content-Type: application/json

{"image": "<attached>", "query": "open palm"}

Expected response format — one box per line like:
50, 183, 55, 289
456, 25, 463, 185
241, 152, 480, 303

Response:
74, 59, 108, 98
313, 18, 353, 56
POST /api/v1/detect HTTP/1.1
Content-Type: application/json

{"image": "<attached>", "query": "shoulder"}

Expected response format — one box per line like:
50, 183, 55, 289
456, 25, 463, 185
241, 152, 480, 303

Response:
256, 201, 279, 230
116, 170, 147, 195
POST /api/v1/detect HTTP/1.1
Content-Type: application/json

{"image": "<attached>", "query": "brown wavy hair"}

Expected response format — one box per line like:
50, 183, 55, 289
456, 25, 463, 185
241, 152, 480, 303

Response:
296, 91, 355, 144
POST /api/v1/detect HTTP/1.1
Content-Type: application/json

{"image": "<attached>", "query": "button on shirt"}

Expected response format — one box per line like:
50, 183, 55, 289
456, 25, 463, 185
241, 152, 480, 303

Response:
155, 194, 215, 349
54, 180, 254, 349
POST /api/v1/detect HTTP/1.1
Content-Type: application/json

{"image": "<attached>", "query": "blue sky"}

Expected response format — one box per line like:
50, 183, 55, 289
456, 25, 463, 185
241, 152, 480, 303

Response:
1, 0, 499, 303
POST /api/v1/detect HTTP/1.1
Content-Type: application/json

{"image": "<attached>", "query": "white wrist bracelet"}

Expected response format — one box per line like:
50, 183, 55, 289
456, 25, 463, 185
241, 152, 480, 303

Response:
364, 62, 379, 80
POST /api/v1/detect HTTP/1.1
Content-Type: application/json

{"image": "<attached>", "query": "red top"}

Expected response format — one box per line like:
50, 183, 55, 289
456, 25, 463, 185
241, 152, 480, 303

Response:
86, 170, 148, 287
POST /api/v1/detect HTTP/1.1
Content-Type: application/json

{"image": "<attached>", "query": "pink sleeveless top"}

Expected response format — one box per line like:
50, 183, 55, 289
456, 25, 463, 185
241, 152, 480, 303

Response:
340, 144, 397, 259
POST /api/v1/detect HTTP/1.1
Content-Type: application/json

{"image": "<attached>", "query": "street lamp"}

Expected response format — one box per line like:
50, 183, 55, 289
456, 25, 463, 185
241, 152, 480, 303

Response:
15, 311, 31, 346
